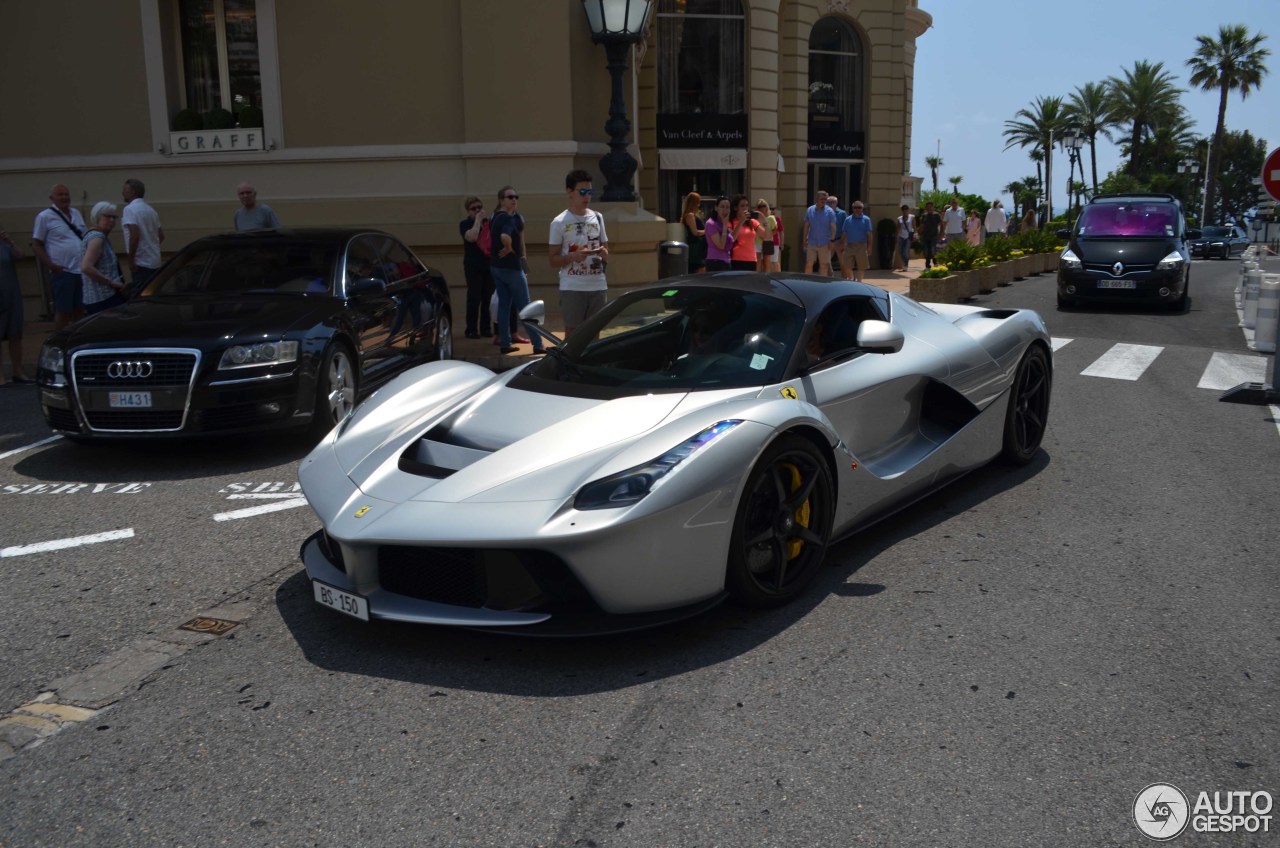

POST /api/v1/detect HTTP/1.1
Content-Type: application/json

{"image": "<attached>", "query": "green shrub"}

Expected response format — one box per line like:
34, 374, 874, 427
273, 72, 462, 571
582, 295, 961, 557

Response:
918, 264, 951, 279
982, 234, 1014, 262
935, 239, 982, 272
237, 105, 263, 127
203, 107, 235, 129
172, 109, 203, 131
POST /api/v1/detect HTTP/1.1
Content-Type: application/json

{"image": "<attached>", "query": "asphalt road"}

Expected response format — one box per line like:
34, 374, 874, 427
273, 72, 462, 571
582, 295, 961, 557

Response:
1, 257, 1277, 847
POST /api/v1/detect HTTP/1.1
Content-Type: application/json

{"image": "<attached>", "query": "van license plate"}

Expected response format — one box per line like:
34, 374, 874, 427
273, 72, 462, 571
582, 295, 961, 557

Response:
1098, 280, 1136, 289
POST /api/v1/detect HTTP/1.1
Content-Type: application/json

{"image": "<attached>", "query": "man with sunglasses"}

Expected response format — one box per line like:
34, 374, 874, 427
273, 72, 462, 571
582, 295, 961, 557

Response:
548, 169, 609, 335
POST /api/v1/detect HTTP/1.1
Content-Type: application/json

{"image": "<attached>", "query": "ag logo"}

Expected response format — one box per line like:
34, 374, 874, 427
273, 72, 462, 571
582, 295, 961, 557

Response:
353, 505, 371, 518
1134, 783, 1190, 840
780, 386, 799, 400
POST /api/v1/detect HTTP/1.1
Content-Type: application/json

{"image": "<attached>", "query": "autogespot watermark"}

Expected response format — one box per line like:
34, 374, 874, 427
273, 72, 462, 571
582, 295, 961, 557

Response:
1133, 783, 1274, 840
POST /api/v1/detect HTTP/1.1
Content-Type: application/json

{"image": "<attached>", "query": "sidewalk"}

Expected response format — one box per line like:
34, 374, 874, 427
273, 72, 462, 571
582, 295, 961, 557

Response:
6, 267, 922, 380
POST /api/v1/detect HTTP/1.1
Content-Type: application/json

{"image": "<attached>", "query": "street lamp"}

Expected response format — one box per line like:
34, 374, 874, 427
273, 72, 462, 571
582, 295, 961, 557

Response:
581, 0, 654, 202
1177, 157, 1200, 223
1058, 129, 1084, 227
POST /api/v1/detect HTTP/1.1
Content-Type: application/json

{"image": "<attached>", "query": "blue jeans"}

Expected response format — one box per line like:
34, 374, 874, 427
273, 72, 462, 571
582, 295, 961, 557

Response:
898, 236, 912, 267
490, 265, 541, 350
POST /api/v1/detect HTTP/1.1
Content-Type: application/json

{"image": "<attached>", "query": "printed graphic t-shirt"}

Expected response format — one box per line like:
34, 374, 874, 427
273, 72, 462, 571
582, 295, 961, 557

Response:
549, 209, 608, 291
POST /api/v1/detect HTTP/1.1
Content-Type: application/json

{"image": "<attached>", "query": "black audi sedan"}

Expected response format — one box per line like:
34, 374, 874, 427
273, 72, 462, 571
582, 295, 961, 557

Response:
1057, 193, 1198, 311
37, 229, 451, 441
1189, 225, 1248, 259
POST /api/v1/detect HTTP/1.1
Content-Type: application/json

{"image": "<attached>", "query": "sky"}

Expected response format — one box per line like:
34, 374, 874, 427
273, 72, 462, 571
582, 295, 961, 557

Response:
910, 0, 1277, 209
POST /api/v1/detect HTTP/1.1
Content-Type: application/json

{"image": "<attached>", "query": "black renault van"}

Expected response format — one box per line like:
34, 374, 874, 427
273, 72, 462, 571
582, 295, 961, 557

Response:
1056, 193, 1199, 310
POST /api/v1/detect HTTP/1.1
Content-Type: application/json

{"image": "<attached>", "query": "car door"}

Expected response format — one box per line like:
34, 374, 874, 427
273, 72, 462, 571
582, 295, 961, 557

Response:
377, 235, 438, 356
342, 234, 396, 378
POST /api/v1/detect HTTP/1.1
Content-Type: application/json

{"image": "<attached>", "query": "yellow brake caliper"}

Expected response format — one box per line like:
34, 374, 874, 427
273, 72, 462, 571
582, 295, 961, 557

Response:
780, 462, 811, 559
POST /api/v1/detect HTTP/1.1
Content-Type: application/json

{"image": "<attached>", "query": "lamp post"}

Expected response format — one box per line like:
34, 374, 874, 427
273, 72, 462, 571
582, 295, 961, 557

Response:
1177, 157, 1201, 224
1059, 129, 1084, 228
581, 0, 654, 202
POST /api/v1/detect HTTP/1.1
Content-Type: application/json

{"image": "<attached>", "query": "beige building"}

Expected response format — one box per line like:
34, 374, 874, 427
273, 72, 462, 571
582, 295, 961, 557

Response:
0, 0, 931, 319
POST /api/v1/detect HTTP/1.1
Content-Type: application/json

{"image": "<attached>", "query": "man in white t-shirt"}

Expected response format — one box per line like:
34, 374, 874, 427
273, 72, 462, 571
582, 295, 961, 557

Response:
548, 169, 609, 335
31, 184, 87, 330
942, 197, 966, 244
121, 178, 165, 289
983, 199, 1008, 242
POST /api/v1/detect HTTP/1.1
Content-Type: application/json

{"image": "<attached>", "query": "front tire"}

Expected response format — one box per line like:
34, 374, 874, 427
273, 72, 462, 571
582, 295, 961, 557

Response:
312, 344, 357, 438
1000, 345, 1051, 465
435, 311, 453, 361
726, 435, 834, 608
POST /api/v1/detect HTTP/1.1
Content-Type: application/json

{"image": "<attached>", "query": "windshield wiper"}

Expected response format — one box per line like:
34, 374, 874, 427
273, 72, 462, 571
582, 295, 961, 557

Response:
542, 345, 589, 379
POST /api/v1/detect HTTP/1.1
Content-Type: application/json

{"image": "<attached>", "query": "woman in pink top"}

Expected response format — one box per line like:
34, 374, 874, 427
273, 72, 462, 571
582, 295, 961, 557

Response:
966, 209, 982, 245
729, 195, 761, 270
704, 196, 733, 271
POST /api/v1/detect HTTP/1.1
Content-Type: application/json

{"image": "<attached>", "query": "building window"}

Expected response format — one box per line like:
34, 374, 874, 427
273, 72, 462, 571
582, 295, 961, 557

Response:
177, 0, 262, 126
808, 16, 862, 135
656, 0, 744, 115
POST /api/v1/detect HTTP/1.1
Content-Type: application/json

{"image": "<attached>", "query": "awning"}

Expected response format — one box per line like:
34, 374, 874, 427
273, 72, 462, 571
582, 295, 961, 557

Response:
658, 148, 747, 170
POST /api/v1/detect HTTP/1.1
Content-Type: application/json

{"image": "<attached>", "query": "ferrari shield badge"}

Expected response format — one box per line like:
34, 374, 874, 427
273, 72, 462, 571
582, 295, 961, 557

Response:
354, 505, 371, 518
780, 386, 799, 400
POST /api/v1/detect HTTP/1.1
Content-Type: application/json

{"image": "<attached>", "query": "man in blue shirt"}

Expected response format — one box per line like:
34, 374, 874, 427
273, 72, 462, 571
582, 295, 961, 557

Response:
839, 200, 874, 282
826, 195, 848, 278
802, 190, 837, 276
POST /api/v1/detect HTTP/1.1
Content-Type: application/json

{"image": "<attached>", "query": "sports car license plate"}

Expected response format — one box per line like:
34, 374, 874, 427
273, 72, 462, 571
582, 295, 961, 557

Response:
109, 391, 152, 408
312, 580, 369, 621
1097, 280, 1136, 289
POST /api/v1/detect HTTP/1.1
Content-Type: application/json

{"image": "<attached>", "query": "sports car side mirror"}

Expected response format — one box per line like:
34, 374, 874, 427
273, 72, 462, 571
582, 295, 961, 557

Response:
518, 300, 546, 325
856, 320, 904, 354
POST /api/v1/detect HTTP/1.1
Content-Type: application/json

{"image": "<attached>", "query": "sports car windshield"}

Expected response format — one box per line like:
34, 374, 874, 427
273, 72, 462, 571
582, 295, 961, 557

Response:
1075, 203, 1177, 238
141, 243, 339, 297
524, 286, 804, 391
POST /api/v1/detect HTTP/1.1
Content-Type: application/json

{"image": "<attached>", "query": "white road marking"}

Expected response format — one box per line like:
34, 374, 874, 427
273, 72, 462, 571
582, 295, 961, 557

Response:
1080, 343, 1164, 381
0, 436, 63, 461
1, 528, 135, 559
1051, 337, 1073, 351
225, 493, 308, 500
1272, 405, 1280, 439
213, 499, 310, 522
1196, 352, 1269, 390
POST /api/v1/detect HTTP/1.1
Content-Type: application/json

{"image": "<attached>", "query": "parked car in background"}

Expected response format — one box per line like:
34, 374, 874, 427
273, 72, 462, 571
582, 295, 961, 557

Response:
37, 229, 451, 442
1057, 193, 1198, 311
1188, 225, 1248, 259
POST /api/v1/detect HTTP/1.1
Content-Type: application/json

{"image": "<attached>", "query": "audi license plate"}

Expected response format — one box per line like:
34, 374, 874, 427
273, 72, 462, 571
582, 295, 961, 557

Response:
109, 391, 152, 408
1097, 280, 1136, 289
312, 580, 369, 621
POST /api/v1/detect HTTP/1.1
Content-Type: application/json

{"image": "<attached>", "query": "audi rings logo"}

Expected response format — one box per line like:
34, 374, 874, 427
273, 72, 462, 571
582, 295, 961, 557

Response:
1134, 783, 1190, 840
107, 360, 154, 379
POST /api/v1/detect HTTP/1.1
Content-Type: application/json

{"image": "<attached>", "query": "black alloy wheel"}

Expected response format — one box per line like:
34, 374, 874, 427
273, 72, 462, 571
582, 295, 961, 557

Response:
1000, 345, 1051, 465
726, 435, 834, 608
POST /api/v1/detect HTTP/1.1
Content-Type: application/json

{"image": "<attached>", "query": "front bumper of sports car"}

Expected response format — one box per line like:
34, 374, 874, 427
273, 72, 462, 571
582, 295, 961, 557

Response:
297, 419, 779, 632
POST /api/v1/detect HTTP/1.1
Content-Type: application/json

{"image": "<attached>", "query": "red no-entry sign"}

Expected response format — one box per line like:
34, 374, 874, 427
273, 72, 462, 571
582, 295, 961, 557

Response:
1264, 146, 1280, 201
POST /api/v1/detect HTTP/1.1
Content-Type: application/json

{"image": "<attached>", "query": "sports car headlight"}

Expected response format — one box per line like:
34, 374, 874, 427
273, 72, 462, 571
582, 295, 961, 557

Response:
218, 340, 299, 370
39, 344, 66, 375
1059, 248, 1082, 270
1156, 251, 1185, 271
574, 420, 743, 510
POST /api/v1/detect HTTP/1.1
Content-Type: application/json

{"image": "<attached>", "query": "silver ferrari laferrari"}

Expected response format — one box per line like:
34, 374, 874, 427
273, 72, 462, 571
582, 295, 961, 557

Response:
298, 274, 1051, 634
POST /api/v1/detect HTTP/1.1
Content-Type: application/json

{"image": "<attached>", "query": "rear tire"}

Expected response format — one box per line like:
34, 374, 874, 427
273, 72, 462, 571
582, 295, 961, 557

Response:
726, 435, 834, 608
312, 344, 357, 438
435, 311, 453, 361
1000, 345, 1051, 465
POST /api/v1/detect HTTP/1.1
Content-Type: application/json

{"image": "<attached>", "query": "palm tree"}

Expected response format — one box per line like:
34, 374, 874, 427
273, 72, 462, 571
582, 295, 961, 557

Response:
948, 175, 963, 196
1065, 81, 1114, 192
1187, 24, 1270, 222
1105, 60, 1183, 177
925, 155, 944, 191
1004, 179, 1027, 219
1003, 95, 1066, 218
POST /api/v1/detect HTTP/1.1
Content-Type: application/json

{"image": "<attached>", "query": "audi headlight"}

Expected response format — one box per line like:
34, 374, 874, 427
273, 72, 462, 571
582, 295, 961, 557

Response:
1156, 251, 1185, 271
1059, 248, 1082, 270
39, 344, 66, 375
218, 340, 299, 370
574, 420, 743, 510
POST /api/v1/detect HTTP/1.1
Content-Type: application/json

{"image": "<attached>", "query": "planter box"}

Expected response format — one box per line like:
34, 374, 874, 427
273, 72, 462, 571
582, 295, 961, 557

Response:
976, 265, 997, 293
1042, 252, 1059, 274
1011, 255, 1033, 279
958, 269, 980, 299
909, 275, 963, 304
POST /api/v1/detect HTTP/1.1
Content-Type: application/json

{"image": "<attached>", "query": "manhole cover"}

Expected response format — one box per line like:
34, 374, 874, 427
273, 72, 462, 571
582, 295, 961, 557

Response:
178, 617, 239, 635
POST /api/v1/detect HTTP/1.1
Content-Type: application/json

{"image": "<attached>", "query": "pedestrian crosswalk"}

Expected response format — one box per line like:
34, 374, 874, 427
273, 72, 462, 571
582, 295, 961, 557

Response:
1050, 338, 1269, 389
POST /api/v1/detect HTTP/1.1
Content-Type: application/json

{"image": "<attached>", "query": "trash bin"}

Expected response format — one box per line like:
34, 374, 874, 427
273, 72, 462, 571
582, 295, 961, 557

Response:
657, 240, 688, 278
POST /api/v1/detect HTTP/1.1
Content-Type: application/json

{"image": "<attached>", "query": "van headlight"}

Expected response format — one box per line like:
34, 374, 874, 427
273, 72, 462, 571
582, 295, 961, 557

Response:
1156, 251, 1185, 271
218, 340, 299, 370
1059, 248, 1082, 270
